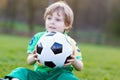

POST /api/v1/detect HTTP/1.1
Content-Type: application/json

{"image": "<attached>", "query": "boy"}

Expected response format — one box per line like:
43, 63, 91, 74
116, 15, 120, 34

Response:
2, 0, 83, 80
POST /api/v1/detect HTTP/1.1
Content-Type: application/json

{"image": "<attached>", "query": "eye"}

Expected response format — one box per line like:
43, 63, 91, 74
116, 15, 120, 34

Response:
56, 18, 61, 22
47, 16, 52, 20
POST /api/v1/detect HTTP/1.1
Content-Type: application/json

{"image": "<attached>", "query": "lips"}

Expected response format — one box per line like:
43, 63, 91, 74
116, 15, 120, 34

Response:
49, 26, 56, 29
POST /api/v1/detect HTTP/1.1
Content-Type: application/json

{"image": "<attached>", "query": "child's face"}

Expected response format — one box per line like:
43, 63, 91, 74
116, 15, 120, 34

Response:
45, 11, 68, 33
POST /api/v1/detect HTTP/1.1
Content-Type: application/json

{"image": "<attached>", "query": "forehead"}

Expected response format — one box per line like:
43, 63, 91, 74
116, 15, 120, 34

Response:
47, 6, 65, 17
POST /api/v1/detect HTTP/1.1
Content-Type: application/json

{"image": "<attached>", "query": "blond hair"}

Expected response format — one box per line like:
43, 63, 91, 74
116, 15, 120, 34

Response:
44, 1, 74, 33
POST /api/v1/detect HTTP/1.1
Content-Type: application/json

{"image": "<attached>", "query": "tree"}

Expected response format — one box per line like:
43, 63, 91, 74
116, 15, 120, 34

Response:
27, 0, 36, 35
3, 0, 18, 33
107, 1, 120, 37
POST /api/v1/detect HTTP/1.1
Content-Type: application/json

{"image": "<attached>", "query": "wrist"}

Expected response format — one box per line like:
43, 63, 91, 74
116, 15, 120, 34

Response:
27, 54, 36, 65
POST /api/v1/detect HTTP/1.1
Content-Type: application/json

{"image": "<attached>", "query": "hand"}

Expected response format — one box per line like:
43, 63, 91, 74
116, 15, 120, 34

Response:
33, 49, 42, 65
27, 48, 41, 65
27, 50, 38, 65
64, 54, 76, 67
33, 49, 39, 61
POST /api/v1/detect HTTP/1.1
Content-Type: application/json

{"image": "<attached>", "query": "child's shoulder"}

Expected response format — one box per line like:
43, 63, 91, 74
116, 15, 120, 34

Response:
34, 31, 46, 37
67, 35, 76, 43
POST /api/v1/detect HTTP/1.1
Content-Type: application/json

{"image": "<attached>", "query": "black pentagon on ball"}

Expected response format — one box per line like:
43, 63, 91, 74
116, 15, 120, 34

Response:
44, 61, 56, 68
37, 42, 43, 54
51, 42, 63, 54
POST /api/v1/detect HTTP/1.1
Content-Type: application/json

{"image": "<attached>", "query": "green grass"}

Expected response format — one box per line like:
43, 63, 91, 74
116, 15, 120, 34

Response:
74, 44, 120, 80
0, 34, 120, 80
0, 34, 33, 77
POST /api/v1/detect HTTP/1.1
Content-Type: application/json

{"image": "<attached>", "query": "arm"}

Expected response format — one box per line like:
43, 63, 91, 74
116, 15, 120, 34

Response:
27, 33, 42, 65
72, 58, 83, 71
64, 36, 84, 71
64, 54, 84, 71
27, 49, 38, 65
27, 53, 35, 65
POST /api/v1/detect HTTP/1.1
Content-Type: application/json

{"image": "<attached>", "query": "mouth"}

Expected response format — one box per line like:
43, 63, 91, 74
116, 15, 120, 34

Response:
49, 26, 56, 29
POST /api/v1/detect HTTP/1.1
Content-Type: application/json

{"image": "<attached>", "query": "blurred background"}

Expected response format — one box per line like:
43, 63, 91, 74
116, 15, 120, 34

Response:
0, 0, 120, 46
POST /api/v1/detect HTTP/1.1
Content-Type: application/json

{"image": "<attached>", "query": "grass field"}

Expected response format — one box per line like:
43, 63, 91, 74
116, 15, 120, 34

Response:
0, 34, 120, 80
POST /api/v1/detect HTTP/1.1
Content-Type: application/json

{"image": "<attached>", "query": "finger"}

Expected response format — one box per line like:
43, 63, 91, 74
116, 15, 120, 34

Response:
72, 51, 75, 55
33, 54, 37, 58
33, 49, 36, 54
64, 62, 72, 67
35, 57, 39, 61
70, 54, 75, 59
67, 59, 74, 62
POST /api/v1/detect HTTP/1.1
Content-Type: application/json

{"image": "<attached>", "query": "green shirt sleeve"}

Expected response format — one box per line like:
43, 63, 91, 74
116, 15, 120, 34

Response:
67, 36, 82, 60
27, 32, 45, 54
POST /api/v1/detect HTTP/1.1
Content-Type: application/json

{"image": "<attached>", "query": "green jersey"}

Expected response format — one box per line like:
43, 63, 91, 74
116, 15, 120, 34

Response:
27, 31, 82, 71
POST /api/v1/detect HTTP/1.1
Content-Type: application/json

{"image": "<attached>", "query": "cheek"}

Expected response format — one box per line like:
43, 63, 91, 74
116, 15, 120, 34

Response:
45, 21, 49, 26
59, 21, 65, 26
57, 23, 64, 29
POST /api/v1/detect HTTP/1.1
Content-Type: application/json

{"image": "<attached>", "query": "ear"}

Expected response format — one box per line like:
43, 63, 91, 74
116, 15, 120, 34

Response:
64, 25, 69, 30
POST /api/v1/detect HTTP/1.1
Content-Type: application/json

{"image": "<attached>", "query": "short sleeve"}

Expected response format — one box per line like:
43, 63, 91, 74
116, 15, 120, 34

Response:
68, 36, 82, 60
27, 32, 45, 54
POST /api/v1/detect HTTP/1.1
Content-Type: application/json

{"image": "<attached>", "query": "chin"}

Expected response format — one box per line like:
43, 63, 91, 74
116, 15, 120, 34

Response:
48, 30, 57, 32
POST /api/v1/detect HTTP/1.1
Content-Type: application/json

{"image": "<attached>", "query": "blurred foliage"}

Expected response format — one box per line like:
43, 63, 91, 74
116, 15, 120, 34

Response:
106, 0, 120, 40
106, 0, 120, 37
0, 0, 120, 45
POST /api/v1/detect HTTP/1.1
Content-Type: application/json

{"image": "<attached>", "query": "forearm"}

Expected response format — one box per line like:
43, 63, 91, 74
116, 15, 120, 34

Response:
72, 60, 83, 71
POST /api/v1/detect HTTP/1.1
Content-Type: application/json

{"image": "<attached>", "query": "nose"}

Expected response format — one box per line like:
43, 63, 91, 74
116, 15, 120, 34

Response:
50, 19, 55, 25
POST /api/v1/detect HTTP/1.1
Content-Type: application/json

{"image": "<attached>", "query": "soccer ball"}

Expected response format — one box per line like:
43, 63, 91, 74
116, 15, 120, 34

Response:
36, 32, 73, 68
